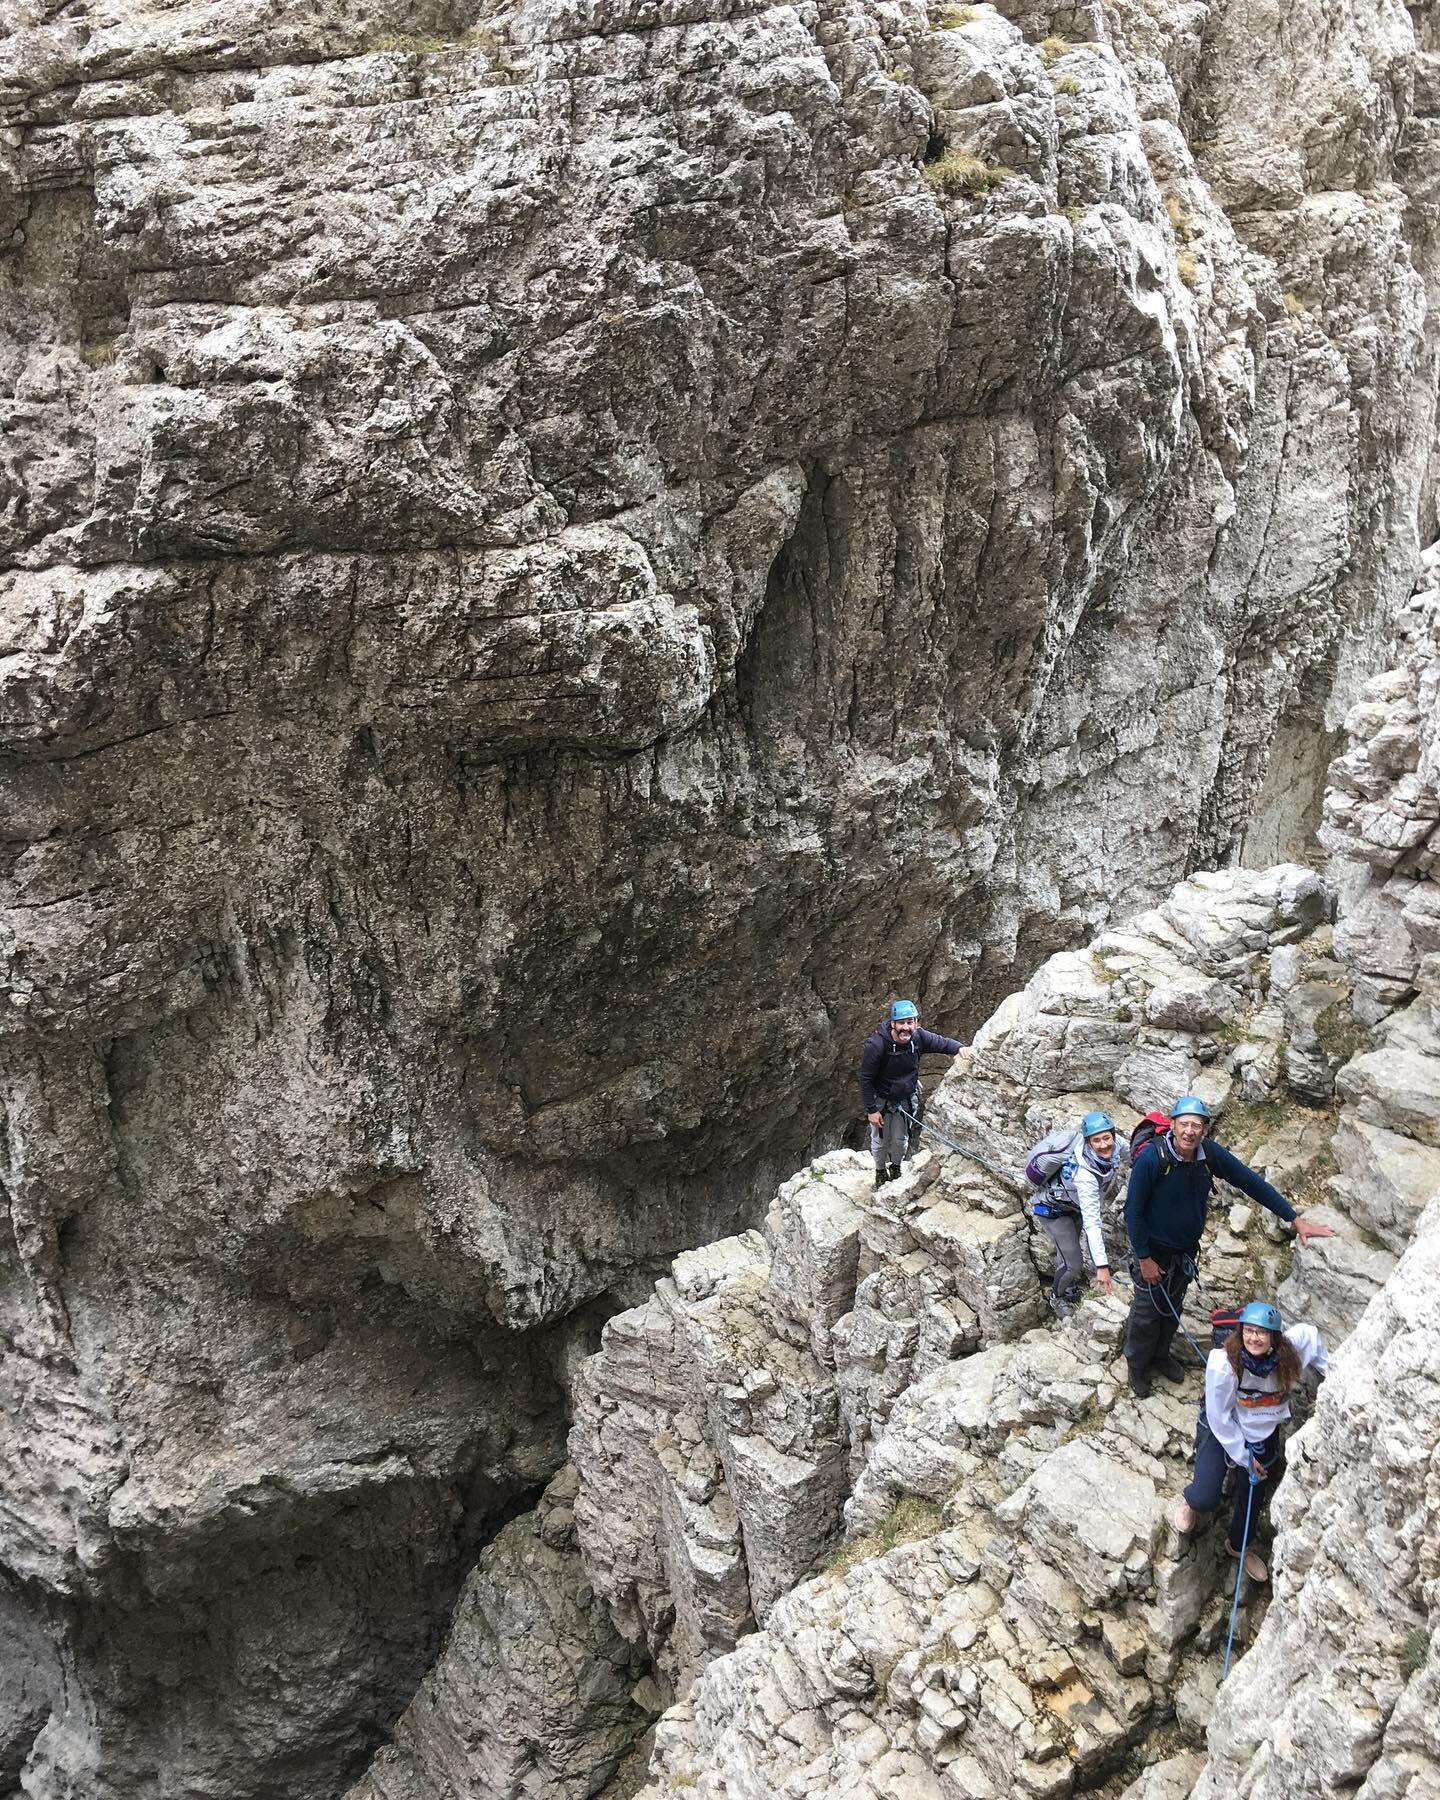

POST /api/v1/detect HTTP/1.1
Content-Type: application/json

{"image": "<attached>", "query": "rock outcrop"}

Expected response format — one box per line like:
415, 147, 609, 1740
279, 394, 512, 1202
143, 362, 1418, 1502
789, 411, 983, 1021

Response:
344, 1466, 656, 1800
1187, 552, 1440, 1798
543, 861, 1377, 1800
3, 0, 1439, 1791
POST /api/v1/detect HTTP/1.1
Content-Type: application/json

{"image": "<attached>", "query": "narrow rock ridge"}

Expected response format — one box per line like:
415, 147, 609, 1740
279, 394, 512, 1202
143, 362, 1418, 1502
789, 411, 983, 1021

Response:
348, 553, 1440, 1799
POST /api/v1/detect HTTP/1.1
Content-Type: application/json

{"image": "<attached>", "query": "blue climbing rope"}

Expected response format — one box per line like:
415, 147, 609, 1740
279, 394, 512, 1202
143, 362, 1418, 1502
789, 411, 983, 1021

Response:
1221, 1452, 1265, 1678
1146, 1272, 1211, 1365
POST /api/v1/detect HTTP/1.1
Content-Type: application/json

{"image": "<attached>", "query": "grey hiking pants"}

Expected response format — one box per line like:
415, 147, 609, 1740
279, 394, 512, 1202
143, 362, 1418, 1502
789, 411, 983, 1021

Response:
1041, 1210, 1086, 1303
870, 1089, 920, 1168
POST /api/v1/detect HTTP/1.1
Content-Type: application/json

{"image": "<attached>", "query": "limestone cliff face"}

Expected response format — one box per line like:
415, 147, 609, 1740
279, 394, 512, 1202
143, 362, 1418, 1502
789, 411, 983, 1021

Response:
1, 0, 1438, 1793
1189, 552, 1440, 1800
340, 555, 1440, 1800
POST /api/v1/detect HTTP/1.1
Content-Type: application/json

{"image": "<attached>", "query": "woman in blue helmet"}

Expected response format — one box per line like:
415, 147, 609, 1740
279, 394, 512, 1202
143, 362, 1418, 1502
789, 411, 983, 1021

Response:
1035, 1111, 1129, 1315
1172, 1300, 1328, 1581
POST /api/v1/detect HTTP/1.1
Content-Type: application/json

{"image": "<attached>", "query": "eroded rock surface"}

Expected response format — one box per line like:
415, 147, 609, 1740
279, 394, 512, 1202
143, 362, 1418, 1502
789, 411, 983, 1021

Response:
3, 0, 1439, 1792
489, 860, 1375, 1799
344, 1466, 656, 1800
1187, 548, 1440, 1799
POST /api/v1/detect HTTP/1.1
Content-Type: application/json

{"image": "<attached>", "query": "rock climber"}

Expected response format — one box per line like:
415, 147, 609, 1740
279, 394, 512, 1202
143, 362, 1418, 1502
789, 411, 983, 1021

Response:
1123, 1095, 1335, 1398
1033, 1111, 1129, 1315
858, 1000, 971, 1188
1171, 1300, 1328, 1582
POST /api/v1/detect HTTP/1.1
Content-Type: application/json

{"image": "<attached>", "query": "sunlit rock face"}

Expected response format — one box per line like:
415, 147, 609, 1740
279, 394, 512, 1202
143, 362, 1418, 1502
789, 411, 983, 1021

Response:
0, 0, 1436, 1791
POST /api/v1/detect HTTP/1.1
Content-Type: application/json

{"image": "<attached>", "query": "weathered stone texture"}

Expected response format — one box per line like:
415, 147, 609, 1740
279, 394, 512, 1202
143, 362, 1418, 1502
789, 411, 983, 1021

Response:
2, 0, 1438, 1790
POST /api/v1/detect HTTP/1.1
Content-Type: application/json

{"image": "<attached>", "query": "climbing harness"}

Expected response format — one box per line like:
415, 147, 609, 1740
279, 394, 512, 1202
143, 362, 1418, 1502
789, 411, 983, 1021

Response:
1221, 1453, 1265, 1678
896, 1106, 1026, 1191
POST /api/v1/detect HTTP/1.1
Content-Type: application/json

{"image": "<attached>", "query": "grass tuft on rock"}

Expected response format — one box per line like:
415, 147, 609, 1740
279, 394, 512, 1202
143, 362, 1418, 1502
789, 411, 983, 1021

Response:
1314, 1000, 1367, 1066
1038, 34, 1071, 64
1177, 250, 1200, 289
936, 3, 979, 23
925, 150, 1013, 196
825, 1496, 945, 1578
1165, 194, 1193, 241
368, 24, 502, 55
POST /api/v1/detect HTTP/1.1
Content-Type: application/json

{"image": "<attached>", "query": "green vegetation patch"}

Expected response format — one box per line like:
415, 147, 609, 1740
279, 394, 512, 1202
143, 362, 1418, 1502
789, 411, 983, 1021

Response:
826, 1495, 945, 1578
924, 149, 1015, 196
367, 24, 503, 55
1314, 1000, 1368, 1067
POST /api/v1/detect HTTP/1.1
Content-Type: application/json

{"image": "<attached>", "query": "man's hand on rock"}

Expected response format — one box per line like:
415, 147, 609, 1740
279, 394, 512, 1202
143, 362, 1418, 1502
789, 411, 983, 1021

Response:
1294, 1215, 1336, 1247
1096, 1266, 1114, 1297
867, 1111, 883, 1129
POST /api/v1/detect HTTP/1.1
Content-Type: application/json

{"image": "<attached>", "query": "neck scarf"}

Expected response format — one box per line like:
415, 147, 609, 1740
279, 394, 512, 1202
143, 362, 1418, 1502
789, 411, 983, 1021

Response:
1241, 1346, 1279, 1378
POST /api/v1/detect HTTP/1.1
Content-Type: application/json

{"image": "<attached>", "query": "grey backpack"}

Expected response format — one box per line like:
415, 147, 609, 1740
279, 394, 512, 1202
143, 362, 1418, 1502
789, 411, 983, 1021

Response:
1023, 1127, 1075, 1188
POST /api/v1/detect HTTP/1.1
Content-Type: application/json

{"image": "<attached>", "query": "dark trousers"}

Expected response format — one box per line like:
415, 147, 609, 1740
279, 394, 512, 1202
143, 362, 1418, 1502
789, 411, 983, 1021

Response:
1124, 1248, 1192, 1371
1184, 1418, 1282, 1550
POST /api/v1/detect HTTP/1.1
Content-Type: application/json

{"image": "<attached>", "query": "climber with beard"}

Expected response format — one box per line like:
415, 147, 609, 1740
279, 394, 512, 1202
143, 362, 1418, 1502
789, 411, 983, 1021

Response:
1171, 1301, 1328, 1582
858, 1000, 971, 1189
1123, 1096, 1335, 1398
1032, 1111, 1128, 1316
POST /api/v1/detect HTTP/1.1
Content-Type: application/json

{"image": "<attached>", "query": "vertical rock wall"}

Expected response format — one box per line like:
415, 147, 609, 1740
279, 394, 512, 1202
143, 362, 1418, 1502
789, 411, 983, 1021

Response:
1189, 554, 1440, 1798
1, 0, 1437, 1792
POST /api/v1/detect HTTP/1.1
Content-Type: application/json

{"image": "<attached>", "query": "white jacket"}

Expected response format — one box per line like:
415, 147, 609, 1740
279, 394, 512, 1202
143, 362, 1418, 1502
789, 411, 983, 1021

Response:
1051, 1132, 1131, 1270
1203, 1323, 1328, 1467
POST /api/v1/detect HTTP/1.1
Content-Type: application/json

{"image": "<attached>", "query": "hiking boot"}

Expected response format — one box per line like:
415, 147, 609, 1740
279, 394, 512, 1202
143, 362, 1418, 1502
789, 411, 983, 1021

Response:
874, 1167, 890, 1190
1127, 1362, 1152, 1400
1153, 1354, 1187, 1383
887, 1163, 903, 1183
1172, 1497, 1198, 1534
1227, 1542, 1268, 1582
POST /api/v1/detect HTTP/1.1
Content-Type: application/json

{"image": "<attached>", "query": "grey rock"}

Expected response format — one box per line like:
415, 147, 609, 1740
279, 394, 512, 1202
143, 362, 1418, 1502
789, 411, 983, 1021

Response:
344, 1468, 653, 1800
0, 0, 1437, 1782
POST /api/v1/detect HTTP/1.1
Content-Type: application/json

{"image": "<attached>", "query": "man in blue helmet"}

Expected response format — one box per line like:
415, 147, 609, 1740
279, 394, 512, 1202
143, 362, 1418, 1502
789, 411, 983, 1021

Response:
858, 1001, 971, 1189
1123, 1096, 1335, 1398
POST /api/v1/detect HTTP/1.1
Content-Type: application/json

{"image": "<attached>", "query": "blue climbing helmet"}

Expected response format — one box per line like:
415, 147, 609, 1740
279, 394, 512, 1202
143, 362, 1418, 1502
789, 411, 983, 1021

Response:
1172, 1095, 1212, 1120
1239, 1301, 1283, 1334
1080, 1110, 1116, 1139
890, 1000, 919, 1022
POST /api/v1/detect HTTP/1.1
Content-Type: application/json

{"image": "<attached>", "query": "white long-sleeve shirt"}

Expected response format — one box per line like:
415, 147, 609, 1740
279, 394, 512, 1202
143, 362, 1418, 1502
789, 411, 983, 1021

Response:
1204, 1322, 1328, 1467
1053, 1132, 1131, 1270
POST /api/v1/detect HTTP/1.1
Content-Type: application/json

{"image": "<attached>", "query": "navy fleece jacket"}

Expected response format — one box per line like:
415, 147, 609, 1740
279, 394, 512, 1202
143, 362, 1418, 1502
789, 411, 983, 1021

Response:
1125, 1135, 1297, 1260
857, 1022, 964, 1113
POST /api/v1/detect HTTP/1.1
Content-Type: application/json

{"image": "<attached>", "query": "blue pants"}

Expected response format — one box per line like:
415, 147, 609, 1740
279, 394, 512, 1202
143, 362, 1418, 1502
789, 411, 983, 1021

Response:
1183, 1417, 1282, 1550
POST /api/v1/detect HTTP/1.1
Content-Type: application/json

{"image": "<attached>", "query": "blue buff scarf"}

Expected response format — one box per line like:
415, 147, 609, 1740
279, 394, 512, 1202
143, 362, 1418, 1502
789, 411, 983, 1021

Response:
1241, 1346, 1279, 1378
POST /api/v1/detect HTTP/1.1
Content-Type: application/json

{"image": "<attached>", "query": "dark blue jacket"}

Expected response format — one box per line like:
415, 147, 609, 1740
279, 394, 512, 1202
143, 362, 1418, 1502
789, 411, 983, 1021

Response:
1125, 1135, 1296, 1260
858, 1021, 964, 1113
